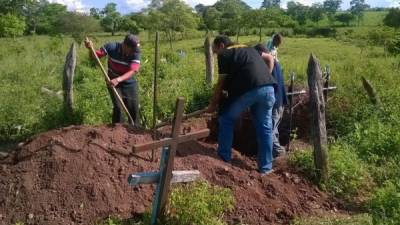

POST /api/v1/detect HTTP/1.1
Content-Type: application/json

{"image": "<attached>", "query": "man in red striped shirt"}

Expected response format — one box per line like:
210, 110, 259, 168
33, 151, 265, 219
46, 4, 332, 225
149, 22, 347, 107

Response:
85, 34, 141, 125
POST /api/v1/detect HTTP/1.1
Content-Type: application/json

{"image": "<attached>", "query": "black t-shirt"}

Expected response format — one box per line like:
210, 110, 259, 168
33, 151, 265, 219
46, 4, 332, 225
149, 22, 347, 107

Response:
218, 46, 276, 105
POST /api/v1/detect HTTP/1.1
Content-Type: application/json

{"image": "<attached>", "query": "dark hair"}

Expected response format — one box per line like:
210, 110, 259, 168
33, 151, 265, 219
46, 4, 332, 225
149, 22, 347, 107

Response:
254, 43, 268, 54
213, 35, 233, 48
124, 34, 139, 48
272, 33, 283, 46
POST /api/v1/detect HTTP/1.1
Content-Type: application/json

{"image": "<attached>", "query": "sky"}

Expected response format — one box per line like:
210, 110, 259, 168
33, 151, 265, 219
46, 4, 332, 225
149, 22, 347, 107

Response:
49, 0, 399, 14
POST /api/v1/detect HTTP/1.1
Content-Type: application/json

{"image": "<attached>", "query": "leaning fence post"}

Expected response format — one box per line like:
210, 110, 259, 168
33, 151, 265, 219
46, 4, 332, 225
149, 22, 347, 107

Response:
361, 76, 381, 107
307, 54, 329, 183
63, 42, 76, 120
204, 32, 214, 85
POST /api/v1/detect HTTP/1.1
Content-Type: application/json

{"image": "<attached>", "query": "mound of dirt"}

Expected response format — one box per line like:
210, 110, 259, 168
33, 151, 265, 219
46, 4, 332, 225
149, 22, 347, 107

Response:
0, 118, 337, 225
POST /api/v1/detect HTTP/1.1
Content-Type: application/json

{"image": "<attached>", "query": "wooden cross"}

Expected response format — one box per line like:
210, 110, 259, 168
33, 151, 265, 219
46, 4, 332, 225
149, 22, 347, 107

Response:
128, 97, 210, 225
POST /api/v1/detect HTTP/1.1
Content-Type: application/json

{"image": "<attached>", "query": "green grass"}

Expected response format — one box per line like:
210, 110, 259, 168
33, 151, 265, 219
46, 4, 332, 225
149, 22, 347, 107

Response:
96, 181, 234, 225
1, 25, 400, 223
292, 213, 372, 225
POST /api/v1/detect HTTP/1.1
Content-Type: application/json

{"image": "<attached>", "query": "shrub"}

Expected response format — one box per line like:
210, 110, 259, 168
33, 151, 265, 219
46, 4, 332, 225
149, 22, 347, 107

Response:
351, 119, 400, 162
0, 13, 26, 37
383, 8, 400, 29
289, 145, 372, 200
292, 213, 372, 225
369, 181, 400, 225
387, 34, 400, 55
165, 181, 234, 225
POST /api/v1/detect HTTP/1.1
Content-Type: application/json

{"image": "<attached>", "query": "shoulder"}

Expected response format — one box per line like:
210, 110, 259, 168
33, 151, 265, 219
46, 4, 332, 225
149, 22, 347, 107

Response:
128, 47, 141, 61
103, 42, 118, 52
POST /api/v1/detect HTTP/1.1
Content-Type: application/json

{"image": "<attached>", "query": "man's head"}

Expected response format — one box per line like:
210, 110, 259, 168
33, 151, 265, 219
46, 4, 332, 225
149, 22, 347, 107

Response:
272, 33, 283, 47
122, 34, 139, 56
254, 43, 268, 54
212, 35, 233, 55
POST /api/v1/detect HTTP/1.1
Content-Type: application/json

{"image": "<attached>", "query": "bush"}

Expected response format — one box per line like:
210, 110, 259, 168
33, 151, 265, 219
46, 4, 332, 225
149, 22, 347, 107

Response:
351, 119, 400, 162
289, 145, 372, 200
369, 181, 400, 225
387, 34, 400, 55
293, 26, 337, 37
383, 8, 400, 29
292, 213, 372, 225
0, 13, 26, 37
165, 181, 234, 225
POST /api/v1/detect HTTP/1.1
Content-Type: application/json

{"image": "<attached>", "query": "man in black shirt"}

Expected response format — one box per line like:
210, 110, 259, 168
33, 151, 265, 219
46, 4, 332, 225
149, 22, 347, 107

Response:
206, 35, 276, 174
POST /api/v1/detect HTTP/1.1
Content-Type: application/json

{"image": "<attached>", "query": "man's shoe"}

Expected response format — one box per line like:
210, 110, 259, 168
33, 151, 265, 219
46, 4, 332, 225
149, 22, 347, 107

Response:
217, 152, 231, 163
273, 148, 286, 158
259, 169, 274, 176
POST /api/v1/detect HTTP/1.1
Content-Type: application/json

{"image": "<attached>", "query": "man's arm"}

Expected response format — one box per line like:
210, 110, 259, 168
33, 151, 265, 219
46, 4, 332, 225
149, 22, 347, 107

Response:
109, 63, 140, 87
206, 78, 225, 113
84, 39, 107, 59
260, 52, 274, 74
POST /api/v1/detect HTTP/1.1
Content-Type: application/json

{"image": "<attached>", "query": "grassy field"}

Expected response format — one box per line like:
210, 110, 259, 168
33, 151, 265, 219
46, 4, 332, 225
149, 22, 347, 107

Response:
1, 25, 400, 224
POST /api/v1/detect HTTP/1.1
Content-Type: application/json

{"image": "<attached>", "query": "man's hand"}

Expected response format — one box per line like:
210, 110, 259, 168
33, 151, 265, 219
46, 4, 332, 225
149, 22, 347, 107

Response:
108, 78, 121, 87
84, 39, 93, 49
205, 103, 217, 113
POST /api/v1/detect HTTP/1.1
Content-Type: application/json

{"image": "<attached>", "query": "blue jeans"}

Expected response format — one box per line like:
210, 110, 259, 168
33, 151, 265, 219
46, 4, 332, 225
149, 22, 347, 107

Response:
272, 106, 286, 155
218, 85, 275, 172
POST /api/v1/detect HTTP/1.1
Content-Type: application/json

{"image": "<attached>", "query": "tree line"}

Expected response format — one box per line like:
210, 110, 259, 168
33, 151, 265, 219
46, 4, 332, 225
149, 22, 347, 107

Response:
0, 0, 399, 40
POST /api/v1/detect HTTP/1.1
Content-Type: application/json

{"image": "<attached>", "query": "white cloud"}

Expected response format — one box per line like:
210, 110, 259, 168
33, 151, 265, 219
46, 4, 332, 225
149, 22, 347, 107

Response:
185, 0, 218, 6
281, 0, 319, 7
388, 0, 400, 7
125, 0, 218, 11
48, 0, 86, 12
125, 0, 150, 11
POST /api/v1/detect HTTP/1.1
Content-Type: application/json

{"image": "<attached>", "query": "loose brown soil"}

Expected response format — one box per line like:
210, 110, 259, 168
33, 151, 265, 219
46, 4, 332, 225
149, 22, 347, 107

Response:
0, 117, 338, 225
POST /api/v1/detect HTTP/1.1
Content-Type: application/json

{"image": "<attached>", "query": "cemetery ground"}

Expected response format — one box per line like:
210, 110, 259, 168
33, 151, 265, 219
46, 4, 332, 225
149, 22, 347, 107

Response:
0, 33, 399, 224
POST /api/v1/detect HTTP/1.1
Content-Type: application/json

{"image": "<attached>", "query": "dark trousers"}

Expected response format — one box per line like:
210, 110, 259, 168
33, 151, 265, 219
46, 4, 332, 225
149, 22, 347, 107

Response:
107, 81, 139, 125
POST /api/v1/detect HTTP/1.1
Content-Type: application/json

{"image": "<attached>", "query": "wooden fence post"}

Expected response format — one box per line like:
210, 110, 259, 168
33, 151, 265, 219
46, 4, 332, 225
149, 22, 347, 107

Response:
204, 32, 214, 85
307, 54, 329, 183
361, 76, 381, 107
152, 31, 160, 161
63, 42, 76, 119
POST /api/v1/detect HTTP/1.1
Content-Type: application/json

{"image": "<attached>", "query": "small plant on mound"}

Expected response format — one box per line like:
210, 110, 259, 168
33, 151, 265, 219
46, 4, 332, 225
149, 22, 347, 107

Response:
288, 145, 372, 200
369, 181, 400, 225
164, 181, 234, 225
292, 213, 372, 225
97, 181, 234, 225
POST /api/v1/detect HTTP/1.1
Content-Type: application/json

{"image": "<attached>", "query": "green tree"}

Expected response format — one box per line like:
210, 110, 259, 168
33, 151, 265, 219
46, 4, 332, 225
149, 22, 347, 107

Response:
245, 8, 284, 42
383, 8, 400, 29
24, 0, 48, 34
350, 0, 369, 26
36, 3, 67, 34
194, 3, 207, 15
100, 3, 121, 36
58, 12, 101, 43
89, 7, 101, 19
214, 0, 251, 38
203, 7, 221, 31
158, 0, 198, 49
128, 12, 147, 31
0, 13, 26, 37
335, 12, 355, 26
261, 0, 280, 8
287, 1, 308, 25
148, 0, 164, 9
119, 16, 140, 34
0, 0, 27, 16
323, 0, 342, 24
308, 3, 325, 26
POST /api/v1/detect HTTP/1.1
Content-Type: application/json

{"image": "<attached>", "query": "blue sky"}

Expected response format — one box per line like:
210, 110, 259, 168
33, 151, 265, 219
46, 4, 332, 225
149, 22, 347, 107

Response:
49, 0, 399, 14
